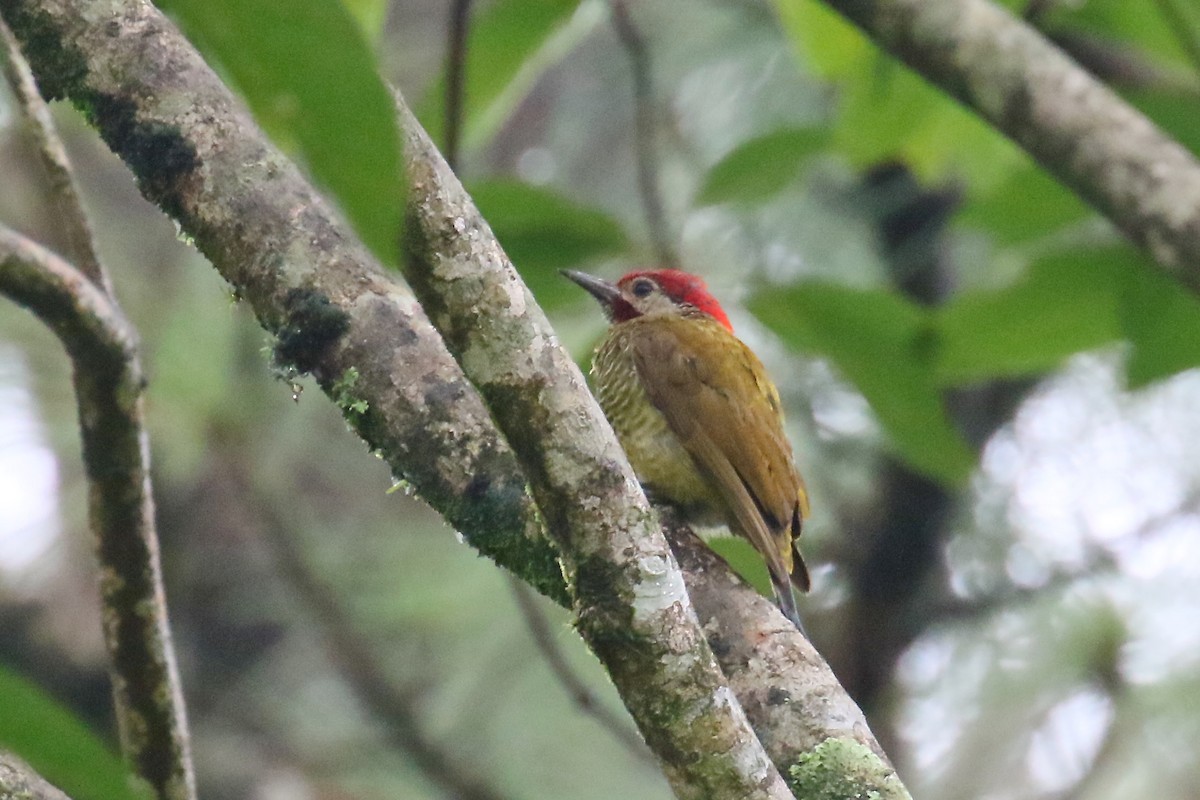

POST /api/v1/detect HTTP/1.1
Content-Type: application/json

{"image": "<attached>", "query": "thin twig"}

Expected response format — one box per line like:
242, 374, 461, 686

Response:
926, 555, 1116, 628
0, 19, 108, 293
609, 0, 679, 268
1152, 0, 1200, 81
0, 226, 195, 800
247, 472, 513, 800
444, 0, 473, 172
927, 488, 1200, 629
507, 577, 652, 763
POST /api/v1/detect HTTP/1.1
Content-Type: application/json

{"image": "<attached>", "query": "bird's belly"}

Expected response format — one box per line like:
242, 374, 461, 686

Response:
627, 417, 710, 500
603, 388, 718, 517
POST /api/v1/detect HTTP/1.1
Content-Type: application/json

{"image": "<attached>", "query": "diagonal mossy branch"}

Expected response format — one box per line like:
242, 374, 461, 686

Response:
398, 94, 793, 798
0, 0, 565, 605
0, 752, 73, 800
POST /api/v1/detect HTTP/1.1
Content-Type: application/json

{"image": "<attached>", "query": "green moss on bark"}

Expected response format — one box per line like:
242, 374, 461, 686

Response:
788, 738, 909, 800
86, 93, 198, 220
273, 288, 351, 374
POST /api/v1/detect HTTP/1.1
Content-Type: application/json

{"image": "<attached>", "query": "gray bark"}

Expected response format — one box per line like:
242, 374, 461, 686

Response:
820, 0, 1200, 286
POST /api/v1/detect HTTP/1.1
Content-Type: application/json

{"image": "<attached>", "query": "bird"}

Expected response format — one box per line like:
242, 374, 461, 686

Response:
562, 268, 810, 629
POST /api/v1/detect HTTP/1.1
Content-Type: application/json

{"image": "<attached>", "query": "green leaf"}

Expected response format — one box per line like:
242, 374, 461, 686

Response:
0, 665, 141, 800
751, 282, 974, 485
772, 0, 1024, 190
1065, 0, 1192, 68
695, 127, 828, 206
707, 536, 772, 596
418, 0, 581, 150
1126, 86, 1200, 159
772, 0, 870, 79
1119, 256, 1200, 388
958, 165, 1091, 246
156, 0, 404, 264
934, 250, 1124, 384
468, 179, 627, 311
340, 0, 389, 40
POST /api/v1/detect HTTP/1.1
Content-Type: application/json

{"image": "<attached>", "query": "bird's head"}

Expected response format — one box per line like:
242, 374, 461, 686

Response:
562, 268, 732, 332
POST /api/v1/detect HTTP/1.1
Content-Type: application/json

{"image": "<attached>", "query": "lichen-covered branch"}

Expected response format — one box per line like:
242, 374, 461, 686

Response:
0, 227, 194, 800
817, 0, 1200, 288
398, 95, 791, 799
0, 752, 72, 800
0, 18, 107, 292
665, 523, 910, 798
0, 0, 908, 794
0, 0, 567, 605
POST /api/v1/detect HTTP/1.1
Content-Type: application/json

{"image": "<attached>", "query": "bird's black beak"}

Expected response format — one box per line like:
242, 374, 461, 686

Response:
561, 269, 621, 309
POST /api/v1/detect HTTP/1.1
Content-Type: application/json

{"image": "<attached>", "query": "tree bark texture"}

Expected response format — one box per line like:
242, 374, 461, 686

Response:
397, 97, 794, 798
818, 0, 1200, 287
0, 0, 905, 796
0, 752, 72, 800
0, 228, 195, 800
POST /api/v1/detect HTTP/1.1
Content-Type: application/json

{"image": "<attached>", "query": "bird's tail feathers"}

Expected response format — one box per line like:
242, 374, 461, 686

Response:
770, 572, 807, 637
790, 542, 811, 593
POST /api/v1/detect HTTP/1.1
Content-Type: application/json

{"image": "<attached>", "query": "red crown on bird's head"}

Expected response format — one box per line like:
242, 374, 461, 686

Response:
617, 269, 733, 332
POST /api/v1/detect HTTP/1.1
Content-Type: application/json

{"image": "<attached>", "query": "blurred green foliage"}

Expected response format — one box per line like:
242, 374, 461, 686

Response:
695, 127, 829, 207
161, 0, 1200, 486
416, 0, 583, 148
469, 178, 628, 311
0, 665, 142, 800
8, 0, 1200, 798
751, 282, 974, 485
154, 0, 404, 264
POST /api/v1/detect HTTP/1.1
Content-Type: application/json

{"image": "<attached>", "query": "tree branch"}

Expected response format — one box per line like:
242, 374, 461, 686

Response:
609, 0, 679, 268
664, 521, 893, 768
818, 0, 1200, 289
0, 18, 106, 291
397, 93, 792, 799
0, 1, 907, 795
0, 226, 195, 800
1, 0, 566, 605
0, 752, 72, 800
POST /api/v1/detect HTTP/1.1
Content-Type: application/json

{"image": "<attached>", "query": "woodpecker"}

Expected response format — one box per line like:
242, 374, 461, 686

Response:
563, 268, 810, 629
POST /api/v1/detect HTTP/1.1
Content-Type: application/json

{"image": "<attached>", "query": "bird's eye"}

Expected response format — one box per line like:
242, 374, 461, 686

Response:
631, 279, 654, 298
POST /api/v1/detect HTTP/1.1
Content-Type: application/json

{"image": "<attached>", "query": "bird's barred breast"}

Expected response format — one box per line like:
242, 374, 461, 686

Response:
592, 329, 716, 512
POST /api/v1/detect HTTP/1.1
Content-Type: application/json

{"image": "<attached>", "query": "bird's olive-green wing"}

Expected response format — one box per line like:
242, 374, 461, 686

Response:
627, 316, 807, 588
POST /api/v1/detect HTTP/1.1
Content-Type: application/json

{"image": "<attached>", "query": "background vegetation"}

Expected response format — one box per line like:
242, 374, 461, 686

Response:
4, 0, 1200, 797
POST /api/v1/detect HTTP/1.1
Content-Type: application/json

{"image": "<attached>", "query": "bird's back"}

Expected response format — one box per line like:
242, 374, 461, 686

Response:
593, 314, 810, 591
